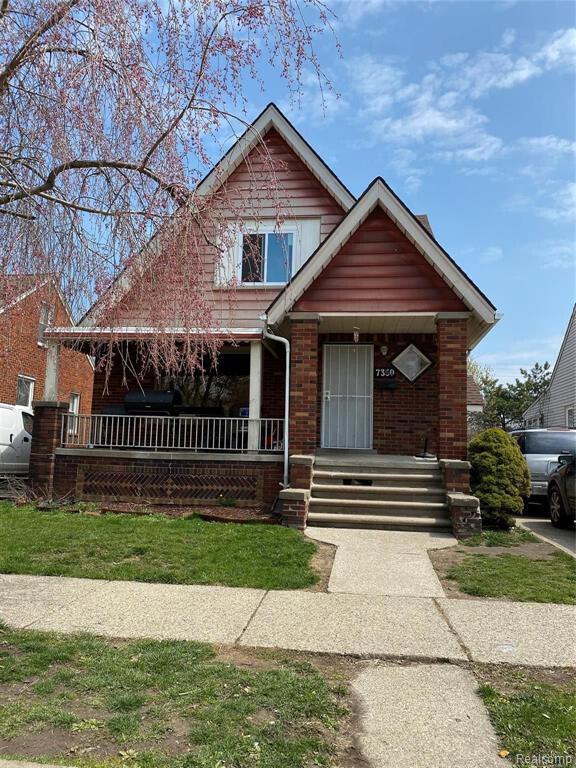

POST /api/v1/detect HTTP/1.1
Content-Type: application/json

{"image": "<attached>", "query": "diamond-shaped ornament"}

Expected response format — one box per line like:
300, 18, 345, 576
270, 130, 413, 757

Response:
392, 344, 431, 382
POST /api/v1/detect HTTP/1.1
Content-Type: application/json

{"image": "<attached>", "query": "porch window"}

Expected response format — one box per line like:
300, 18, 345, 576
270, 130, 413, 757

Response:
241, 231, 293, 284
16, 375, 35, 407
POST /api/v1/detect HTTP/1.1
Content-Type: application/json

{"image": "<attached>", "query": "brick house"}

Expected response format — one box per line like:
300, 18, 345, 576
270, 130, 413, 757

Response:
0, 276, 93, 414
30, 105, 498, 536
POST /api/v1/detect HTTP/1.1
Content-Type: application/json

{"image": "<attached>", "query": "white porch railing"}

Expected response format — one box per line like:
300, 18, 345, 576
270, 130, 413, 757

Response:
61, 413, 284, 453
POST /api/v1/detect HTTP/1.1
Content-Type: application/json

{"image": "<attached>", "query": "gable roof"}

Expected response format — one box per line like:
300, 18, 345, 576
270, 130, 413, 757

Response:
467, 374, 485, 407
266, 177, 498, 338
194, 103, 356, 212
81, 103, 355, 326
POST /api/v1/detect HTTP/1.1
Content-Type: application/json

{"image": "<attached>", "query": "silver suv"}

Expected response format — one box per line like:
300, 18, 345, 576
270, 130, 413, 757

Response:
510, 429, 576, 501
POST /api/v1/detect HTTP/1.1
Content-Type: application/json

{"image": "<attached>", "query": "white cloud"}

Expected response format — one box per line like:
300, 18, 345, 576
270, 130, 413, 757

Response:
346, 26, 576, 177
499, 28, 517, 50
476, 335, 564, 384
537, 181, 576, 223
537, 240, 576, 270
280, 70, 348, 126
388, 148, 427, 192
516, 135, 576, 156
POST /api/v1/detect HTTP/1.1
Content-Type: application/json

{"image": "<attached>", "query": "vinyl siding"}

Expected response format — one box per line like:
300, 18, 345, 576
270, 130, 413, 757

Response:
523, 305, 576, 427
293, 208, 468, 313
110, 129, 346, 329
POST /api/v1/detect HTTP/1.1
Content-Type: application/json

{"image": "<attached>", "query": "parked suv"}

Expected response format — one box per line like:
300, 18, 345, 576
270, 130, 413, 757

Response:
510, 429, 576, 502
548, 453, 575, 528
0, 404, 34, 474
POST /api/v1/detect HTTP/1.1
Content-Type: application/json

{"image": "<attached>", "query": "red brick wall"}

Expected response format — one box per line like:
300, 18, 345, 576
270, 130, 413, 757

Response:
52, 452, 283, 507
317, 333, 439, 456
437, 318, 468, 460
289, 319, 319, 455
0, 285, 93, 413
91, 358, 155, 413
261, 345, 286, 420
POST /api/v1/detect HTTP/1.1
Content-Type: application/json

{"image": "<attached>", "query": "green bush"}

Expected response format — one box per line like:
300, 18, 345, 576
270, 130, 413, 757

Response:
469, 428, 531, 529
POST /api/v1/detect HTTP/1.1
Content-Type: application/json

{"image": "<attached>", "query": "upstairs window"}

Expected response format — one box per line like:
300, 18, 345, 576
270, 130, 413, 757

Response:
38, 302, 53, 344
241, 232, 294, 284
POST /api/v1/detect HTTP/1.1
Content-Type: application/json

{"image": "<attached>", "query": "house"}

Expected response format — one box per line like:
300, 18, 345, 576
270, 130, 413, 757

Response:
0, 276, 93, 415
28, 104, 498, 536
523, 304, 575, 429
466, 374, 485, 416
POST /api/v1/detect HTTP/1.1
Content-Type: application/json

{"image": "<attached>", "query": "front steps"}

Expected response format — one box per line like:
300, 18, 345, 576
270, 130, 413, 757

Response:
307, 454, 451, 531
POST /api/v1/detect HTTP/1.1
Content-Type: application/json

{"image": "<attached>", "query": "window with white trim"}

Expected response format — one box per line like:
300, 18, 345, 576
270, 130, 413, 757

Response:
16, 375, 35, 407
68, 393, 80, 435
566, 406, 575, 428
215, 219, 320, 286
38, 302, 53, 344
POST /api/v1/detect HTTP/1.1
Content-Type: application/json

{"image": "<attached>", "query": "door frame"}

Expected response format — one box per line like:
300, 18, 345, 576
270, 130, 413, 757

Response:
321, 343, 374, 450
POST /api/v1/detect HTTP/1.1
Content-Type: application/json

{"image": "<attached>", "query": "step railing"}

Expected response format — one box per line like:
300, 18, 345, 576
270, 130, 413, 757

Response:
61, 413, 284, 453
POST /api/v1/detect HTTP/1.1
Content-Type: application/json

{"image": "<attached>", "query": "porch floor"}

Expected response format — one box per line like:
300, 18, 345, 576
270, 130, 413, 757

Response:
314, 452, 438, 469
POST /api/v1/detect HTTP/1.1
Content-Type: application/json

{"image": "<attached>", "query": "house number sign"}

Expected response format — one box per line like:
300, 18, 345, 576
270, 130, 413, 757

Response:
374, 366, 397, 390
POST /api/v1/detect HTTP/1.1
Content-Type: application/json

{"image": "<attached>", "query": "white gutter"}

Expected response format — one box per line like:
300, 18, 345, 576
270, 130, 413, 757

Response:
262, 316, 290, 488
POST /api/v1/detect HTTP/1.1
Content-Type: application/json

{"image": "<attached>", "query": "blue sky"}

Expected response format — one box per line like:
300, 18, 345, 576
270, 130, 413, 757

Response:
242, 0, 575, 383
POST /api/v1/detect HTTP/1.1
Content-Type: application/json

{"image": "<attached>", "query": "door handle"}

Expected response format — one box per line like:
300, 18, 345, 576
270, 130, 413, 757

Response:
9, 433, 13, 442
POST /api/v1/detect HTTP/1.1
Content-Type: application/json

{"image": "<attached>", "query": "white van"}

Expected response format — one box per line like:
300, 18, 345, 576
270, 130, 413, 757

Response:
0, 404, 34, 474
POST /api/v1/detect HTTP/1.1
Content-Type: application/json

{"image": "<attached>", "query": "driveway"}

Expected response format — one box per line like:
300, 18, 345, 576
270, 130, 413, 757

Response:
518, 516, 575, 556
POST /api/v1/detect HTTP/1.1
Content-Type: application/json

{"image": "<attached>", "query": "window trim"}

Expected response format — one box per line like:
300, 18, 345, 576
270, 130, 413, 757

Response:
16, 375, 36, 408
68, 392, 81, 435
239, 225, 297, 286
566, 405, 575, 429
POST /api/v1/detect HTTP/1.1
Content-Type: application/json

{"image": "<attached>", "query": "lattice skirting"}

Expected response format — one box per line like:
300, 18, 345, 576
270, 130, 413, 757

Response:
75, 463, 263, 505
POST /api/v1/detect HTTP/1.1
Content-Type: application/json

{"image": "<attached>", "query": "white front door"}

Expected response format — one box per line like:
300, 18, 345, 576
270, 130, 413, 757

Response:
322, 344, 373, 449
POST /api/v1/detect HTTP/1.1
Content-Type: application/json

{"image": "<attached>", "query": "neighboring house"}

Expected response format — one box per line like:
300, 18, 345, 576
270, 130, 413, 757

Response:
523, 304, 575, 429
467, 374, 485, 415
29, 104, 498, 534
0, 276, 93, 414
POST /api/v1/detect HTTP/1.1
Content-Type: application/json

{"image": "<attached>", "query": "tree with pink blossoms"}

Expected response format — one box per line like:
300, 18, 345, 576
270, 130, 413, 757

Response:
0, 0, 335, 377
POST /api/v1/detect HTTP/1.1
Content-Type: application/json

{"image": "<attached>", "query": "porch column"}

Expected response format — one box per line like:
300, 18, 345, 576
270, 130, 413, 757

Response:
289, 318, 319, 456
28, 401, 68, 498
43, 340, 60, 400
248, 340, 262, 450
437, 316, 468, 460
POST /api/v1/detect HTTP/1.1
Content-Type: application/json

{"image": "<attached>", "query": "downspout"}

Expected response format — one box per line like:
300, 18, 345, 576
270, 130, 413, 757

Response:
261, 315, 290, 488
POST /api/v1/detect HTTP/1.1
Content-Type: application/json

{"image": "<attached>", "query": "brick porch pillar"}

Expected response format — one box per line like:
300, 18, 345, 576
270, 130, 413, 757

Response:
28, 401, 68, 498
289, 318, 319, 458
436, 317, 468, 461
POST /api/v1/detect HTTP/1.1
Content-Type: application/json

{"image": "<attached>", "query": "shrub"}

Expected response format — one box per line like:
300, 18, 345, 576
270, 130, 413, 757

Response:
469, 428, 531, 529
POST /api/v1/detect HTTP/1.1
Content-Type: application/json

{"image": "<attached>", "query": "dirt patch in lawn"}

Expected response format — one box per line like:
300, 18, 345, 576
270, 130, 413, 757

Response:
307, 539, 337, 591
429, 540, 560, 601
471, 662, 576, 695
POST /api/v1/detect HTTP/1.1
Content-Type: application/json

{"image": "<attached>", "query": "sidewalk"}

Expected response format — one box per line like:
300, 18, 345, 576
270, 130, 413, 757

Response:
1, 572, 574, 667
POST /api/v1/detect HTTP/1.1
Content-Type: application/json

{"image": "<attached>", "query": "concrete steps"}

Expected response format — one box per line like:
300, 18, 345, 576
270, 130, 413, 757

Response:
307, 512, 451, 531
308, 455, 450, 531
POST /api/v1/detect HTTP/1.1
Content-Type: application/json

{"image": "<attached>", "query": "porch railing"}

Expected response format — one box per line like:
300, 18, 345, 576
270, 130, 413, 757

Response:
61, 413, 284, 453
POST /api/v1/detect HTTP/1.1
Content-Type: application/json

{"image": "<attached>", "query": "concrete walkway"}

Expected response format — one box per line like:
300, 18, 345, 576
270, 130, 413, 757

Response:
1, 572, 574, 667
306, 527, 454, 597
353, 664, 502, 768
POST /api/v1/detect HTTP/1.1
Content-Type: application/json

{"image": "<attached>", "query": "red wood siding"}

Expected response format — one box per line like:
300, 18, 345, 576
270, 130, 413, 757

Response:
112, 128, 346, 329
293, 208, 467, 313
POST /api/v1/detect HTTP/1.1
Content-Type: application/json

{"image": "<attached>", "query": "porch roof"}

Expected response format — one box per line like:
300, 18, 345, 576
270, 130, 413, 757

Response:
44, 325, 263, 346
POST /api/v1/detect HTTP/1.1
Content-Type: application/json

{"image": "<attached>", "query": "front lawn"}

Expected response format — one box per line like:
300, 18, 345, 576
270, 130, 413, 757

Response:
0, 503, 317, 590
0, 624, 348, 767
476, 666, 576, 762
447, 551, 576, 604
430, 529, 576, 604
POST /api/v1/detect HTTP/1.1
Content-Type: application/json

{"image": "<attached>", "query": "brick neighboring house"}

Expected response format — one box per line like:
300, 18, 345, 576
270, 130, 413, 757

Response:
30, 104, 499, 536
0, 276, 93, 414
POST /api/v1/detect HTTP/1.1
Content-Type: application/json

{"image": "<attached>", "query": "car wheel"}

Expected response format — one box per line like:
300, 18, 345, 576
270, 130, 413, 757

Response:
549, 486, 567, 528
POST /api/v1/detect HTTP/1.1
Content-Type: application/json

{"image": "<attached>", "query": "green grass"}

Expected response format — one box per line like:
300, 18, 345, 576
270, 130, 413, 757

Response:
479, 675, 576, 760
0, 624, 347, 767
447, 551, 576, 604
461, 528, 539, 547
0, 503, 317, 590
